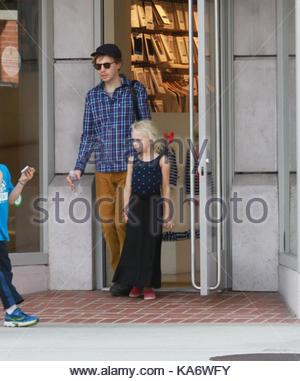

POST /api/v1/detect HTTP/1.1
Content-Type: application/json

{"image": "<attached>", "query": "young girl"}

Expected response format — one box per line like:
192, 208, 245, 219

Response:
112, 120, 174, 300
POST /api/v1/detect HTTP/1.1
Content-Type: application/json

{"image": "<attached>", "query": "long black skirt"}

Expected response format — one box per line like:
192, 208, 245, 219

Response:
113, 193, 163, 289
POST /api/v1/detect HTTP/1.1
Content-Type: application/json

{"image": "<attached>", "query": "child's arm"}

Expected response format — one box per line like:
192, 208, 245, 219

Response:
160, 155, 174, 229
123, 156, 134, 222
9, 167, 35, 205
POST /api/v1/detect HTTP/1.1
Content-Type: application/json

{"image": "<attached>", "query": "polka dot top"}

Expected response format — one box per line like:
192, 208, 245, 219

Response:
132, 153, 162, 195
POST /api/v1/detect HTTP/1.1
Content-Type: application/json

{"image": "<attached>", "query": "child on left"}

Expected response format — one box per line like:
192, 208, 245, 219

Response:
0, 164, 39, 327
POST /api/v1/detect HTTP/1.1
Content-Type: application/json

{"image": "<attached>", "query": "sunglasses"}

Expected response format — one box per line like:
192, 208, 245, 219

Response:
93, 62, 114, 70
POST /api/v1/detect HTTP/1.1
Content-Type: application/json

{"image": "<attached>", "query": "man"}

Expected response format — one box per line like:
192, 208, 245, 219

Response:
0, 164, 39, 326
67, 44, 151, 295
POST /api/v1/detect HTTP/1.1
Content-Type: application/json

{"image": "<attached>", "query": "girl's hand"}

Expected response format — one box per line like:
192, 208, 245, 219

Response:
123, 206, 129, 223
163, 220, 174, 230
124, 213, 128, 223
18, 167, 35, 185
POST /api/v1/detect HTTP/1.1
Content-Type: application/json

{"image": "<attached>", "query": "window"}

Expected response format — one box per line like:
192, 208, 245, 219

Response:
0, 0, 40, 253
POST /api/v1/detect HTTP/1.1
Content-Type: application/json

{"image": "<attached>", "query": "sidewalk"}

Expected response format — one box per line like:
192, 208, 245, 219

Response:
1, 324, 300, 360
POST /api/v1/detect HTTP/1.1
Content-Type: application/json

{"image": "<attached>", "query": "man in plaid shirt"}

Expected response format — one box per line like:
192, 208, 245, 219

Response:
67, 44, 151, 295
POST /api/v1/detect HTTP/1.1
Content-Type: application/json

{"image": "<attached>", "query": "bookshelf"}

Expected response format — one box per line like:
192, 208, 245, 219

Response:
130, 0, 199, 113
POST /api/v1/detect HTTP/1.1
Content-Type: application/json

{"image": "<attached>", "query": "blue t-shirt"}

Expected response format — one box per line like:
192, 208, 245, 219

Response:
0, 164, 14, 241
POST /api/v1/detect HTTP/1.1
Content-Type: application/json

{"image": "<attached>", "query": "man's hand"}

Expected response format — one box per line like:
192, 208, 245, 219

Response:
66, 170, 81, 191
18, 167, 35, 185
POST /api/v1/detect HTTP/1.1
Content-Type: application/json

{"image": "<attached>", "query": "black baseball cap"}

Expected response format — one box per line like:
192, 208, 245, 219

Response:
91, 44, 122, 60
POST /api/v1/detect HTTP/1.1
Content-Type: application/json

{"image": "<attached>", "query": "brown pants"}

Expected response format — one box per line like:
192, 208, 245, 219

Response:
95, 172, 127, 271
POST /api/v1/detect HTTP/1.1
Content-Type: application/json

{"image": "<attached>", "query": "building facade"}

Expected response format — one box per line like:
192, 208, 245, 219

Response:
1, 0, 300, 315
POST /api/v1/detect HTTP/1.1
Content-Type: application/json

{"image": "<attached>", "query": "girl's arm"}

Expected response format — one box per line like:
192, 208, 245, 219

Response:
9, 167, 35, 205
123, 156, 134, 221
160, 155, 174, 229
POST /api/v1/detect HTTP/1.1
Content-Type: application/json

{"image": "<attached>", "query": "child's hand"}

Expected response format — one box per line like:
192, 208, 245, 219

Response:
0, 171, 2, 185
123, 206, 129, 223
163, 220, 174, 230
19, 167, 35, 185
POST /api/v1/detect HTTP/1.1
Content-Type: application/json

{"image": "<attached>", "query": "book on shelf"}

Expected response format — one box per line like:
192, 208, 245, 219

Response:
144, 34, 156, 64
151, 34, 168, 63
183, 36, 197, 64
176, 36, 188, 64
144, 1, 154, 30
159, 34, 176, 62
184, 36, 189, 59
131, 3, 140, 28
175, 4, 186, 31
160, 1, 176, 30
183, 2, 189, 31
136, 0, 147, 27
168, 35, 181, 64
144, 67, 156, 95
132, 66, 146, 87
193, 7, 198, 32
149, 67, 166, 94
152, 0, 171, 26
132, 66, 155, 96
131, 33, 144, 61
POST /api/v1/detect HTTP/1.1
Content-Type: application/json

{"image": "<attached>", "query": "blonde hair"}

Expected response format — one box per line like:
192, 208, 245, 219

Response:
132, 119, 165, 154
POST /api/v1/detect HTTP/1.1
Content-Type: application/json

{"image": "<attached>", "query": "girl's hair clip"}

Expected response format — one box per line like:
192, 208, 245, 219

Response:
163, 131, 175, 144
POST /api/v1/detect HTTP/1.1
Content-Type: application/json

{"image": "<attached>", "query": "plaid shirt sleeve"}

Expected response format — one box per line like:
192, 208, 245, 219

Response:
74, 93, 96, 172
135, 81, 151, 120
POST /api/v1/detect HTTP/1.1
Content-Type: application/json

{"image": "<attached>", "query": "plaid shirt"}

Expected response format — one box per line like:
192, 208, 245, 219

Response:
75, 75, 151, 173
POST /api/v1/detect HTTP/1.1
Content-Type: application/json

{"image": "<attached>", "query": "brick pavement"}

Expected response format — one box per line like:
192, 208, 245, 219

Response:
18, 290, 300, 324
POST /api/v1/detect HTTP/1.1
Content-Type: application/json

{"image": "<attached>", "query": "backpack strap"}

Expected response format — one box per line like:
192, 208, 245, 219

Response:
130, 80, 142, 121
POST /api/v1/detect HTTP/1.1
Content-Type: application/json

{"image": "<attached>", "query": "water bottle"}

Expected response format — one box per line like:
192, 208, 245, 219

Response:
69, 170, 82, 195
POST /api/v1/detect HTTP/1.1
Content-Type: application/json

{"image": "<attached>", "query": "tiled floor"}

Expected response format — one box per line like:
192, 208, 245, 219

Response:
21, 290, 300, 324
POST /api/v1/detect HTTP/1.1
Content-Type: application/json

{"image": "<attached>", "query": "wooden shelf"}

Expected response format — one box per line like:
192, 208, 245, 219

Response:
132, 60, 198, 72
132, 27, 197, 36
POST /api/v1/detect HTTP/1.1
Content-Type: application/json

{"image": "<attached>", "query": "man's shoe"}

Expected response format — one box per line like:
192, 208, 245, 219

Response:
4, 308, 39, 327
110, 283, 131, 296
129, 287, 143, 298
143, 289, 156, 300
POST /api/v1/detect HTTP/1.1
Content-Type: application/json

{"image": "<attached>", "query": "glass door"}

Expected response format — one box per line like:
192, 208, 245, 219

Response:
157, 0, 221, 292
190, 0, 221, 294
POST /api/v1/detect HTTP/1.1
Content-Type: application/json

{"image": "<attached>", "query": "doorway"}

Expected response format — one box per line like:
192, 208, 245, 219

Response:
98, 0, 231, 293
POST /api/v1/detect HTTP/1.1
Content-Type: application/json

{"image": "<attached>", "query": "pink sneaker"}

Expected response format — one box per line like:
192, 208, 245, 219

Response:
143, 289, 156, 300
129, 287, 143, 298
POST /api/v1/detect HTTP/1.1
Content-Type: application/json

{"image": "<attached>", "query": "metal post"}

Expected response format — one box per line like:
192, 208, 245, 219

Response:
189, 0, 198, 290
210, 0, 222, 290
198, 0, 208, 294
296, 0, 300, 272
